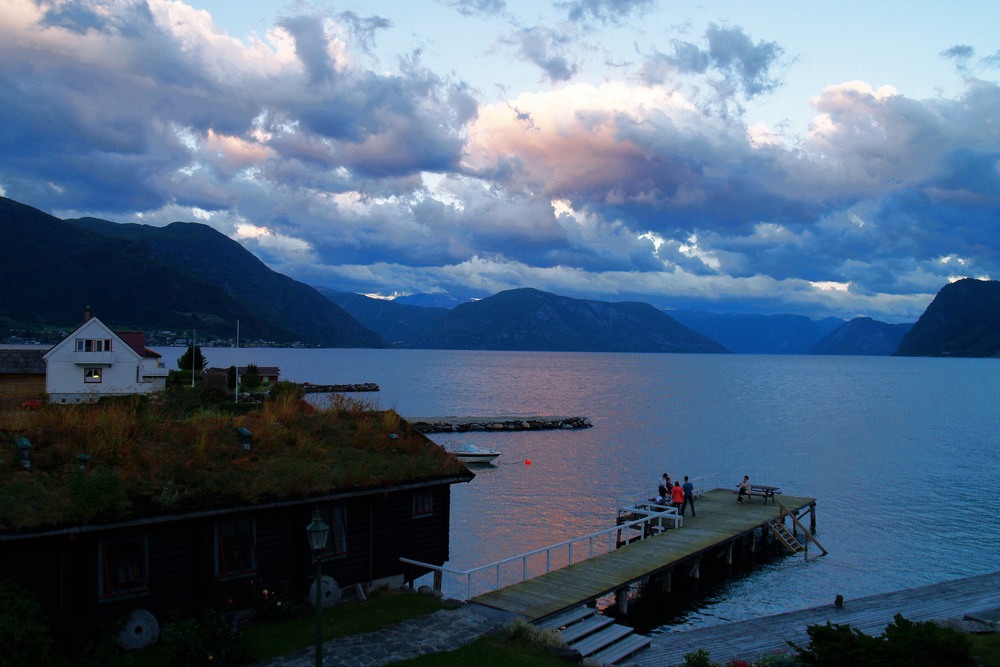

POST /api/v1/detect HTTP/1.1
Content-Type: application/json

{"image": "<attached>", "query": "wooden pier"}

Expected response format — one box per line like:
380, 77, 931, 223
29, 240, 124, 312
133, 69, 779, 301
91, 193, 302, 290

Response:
470, 489, 818, 621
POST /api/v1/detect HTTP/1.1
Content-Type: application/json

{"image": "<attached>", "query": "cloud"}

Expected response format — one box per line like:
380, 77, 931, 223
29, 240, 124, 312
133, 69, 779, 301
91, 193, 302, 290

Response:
558, 0, 656, 26
449, 0, 507, 17
640, 24, 784, 112
505, 27, 579, 82
2, 1, 999, 324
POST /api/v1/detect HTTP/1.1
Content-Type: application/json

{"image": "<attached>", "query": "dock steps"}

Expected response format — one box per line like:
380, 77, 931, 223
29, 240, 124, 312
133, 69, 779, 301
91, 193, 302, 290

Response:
767, 518, 805, 553
559, 614, 615, 642
536, 606, 651, 665
535, 605, 596, 630
570, 623, 634, 657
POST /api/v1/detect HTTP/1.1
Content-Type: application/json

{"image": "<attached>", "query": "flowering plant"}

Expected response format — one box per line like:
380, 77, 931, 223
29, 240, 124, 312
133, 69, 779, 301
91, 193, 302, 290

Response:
250, 579, 287, 621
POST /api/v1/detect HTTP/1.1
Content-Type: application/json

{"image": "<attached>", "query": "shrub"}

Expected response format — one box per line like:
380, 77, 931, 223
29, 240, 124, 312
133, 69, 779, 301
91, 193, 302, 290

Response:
684, 648, 719, 667
165, 608, 246, 667
269, 381, 304, 402
250, 580, 292, 622
0, 579, 55, 667
790, 614, 972, 667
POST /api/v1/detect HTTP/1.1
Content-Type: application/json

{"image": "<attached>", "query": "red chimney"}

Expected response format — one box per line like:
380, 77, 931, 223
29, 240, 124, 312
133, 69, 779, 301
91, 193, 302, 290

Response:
83, 306, 93, 322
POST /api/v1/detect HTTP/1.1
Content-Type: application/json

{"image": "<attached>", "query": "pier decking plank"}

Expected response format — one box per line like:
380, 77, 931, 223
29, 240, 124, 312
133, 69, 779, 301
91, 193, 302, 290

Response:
471, 490, 816, 620
635, 570, 1000, 666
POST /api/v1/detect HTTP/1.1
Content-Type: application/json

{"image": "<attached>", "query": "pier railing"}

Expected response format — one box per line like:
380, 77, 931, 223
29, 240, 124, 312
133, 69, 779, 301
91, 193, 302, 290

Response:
400, 506, 683, 601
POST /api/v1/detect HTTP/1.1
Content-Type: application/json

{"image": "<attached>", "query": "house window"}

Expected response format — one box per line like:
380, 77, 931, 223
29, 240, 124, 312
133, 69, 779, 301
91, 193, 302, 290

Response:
319, 506, 348, 559
84, 367, 103, 383
216, 517, 256, 579
100, 536, 148, 600
413, 490, 433, 518
76, 338, 113, 352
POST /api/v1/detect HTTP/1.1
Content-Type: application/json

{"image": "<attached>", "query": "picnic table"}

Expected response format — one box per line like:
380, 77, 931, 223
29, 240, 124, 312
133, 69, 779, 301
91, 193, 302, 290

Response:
734, 483, 781, 504
748, 484, 780, 504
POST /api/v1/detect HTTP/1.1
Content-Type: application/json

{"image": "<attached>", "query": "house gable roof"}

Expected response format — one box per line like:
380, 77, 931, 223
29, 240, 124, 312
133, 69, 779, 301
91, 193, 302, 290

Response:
43, 316, 142, 362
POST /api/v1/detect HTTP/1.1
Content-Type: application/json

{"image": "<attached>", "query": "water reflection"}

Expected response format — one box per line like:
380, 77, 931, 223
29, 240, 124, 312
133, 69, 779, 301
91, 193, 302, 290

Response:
154, 348, 1000, 629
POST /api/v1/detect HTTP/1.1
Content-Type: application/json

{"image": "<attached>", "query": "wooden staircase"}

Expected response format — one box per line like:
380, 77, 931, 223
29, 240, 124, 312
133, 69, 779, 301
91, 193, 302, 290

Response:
536, 606, 651, 665
767, 501, 827, 558
767, 518, 804, 553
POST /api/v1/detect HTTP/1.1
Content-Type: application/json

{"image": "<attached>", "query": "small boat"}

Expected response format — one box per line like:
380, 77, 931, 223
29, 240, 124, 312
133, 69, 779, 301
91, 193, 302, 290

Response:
454, 444, 500, 465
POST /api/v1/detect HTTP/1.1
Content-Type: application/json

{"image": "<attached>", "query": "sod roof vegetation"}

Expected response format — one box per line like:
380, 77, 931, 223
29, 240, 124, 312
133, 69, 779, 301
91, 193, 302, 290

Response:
0, 394, 470, 533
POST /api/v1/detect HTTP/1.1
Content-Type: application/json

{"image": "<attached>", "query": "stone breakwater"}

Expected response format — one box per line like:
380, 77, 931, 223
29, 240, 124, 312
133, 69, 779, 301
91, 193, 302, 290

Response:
301, 382, 380, 393
409, 416, 593, 433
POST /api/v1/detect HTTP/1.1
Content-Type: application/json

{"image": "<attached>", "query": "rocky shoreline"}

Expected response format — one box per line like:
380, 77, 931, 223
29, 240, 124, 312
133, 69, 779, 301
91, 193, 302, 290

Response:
409, 416, 593, 433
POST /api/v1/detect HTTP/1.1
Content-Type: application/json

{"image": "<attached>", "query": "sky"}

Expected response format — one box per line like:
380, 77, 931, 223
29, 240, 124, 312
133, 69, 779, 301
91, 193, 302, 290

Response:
2, 1, 999, 322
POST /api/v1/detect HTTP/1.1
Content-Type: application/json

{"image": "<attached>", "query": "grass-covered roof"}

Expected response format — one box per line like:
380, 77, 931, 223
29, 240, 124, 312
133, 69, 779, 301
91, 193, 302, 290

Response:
0, 393, 469, 533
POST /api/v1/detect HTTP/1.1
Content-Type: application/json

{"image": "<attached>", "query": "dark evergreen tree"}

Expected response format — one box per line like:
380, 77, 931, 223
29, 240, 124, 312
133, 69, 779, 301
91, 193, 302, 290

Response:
177, 345, 207, 372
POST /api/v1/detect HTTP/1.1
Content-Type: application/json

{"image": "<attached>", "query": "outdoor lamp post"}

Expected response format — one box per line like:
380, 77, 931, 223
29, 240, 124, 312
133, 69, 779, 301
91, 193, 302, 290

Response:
306, 508, 330, 667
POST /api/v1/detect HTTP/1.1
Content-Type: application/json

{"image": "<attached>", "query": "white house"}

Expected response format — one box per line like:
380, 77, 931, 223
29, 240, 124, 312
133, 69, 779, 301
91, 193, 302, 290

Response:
44, 313, 169, 403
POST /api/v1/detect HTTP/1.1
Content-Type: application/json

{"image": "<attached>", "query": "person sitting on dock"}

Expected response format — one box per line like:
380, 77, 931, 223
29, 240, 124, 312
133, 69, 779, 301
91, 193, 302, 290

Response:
737, 475, 750, 504
671, 480, 685, 513
682, 475, 696, 517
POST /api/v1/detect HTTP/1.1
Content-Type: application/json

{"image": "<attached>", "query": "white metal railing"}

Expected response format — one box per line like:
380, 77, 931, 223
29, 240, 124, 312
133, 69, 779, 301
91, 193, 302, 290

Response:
401, 500, 699, 601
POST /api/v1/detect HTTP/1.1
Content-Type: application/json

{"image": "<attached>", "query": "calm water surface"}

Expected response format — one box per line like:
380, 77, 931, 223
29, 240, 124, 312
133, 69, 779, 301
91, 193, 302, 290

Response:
156, 348, 1000, 629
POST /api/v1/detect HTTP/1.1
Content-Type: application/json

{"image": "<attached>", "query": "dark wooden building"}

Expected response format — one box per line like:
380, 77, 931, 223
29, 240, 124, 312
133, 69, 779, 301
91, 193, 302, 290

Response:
0, 458, 472, 641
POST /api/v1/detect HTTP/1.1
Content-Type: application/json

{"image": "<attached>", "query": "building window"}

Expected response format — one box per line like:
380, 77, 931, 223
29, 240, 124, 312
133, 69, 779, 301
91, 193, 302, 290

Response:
100, 536, 148, 600
216, 517, 256, 579
319, 506, 348, 559
413, 490, 433, 518
84, 367, 103, 383
76, 338, 112, 352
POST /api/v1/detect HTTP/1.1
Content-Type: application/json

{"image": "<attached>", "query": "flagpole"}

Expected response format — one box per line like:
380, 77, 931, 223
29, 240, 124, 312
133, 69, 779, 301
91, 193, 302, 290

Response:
235, 320, 240, 403
191, 329, 196, 388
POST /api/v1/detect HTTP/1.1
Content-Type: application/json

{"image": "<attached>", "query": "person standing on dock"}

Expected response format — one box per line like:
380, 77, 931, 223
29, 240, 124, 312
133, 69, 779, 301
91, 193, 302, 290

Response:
682, 476, 696, 517
657, 472, 669, 502
671, 480, 685, 514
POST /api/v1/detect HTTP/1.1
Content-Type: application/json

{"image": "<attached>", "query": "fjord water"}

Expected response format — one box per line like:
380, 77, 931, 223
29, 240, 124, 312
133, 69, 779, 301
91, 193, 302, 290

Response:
158, 348, 1000, 629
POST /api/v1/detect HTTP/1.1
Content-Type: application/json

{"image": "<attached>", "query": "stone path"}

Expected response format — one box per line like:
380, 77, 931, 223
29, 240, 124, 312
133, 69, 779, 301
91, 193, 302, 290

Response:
251, 604, 514, 667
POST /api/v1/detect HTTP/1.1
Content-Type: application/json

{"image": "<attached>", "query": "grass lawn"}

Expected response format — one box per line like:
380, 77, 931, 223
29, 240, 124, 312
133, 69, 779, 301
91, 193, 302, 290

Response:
241, 590, 453, 660
970, 632, 1000, 667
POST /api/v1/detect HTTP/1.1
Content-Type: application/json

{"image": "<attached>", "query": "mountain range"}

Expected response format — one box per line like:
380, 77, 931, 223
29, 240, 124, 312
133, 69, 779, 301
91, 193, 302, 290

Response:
0, 197, 384, 348
2, 196, 998, 357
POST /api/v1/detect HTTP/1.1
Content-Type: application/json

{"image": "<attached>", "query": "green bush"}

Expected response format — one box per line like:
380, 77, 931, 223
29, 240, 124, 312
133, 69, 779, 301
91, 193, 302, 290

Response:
0, 579, 55, 667
165, 608, 246, 667
790, 614, 972, 667
684, 648, 719, 667
269, 381, 305, 402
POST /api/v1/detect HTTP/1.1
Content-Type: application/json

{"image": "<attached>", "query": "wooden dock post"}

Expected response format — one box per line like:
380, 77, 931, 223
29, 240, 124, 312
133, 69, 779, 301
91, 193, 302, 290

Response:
689, 557, 700, 580
615, 587, 629, 614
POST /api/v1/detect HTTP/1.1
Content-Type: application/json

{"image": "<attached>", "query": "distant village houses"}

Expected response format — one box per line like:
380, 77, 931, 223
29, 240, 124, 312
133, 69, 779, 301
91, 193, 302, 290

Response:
43, 308, 168, 403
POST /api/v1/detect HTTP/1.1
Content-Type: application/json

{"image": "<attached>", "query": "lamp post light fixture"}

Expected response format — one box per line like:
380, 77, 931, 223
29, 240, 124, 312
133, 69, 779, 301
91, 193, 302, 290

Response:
306, 508, 330, 667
